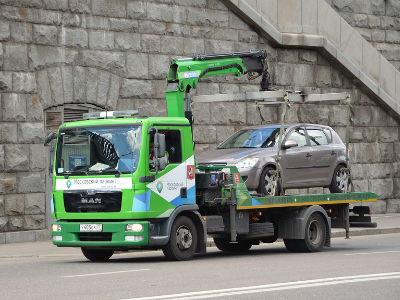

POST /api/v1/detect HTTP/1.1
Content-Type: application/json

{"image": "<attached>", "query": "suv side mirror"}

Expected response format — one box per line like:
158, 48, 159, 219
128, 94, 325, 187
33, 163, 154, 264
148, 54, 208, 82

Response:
283, 139, 298, 149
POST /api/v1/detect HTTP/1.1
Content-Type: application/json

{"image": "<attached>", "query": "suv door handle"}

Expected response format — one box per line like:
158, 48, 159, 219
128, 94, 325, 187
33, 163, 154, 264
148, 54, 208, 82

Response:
306, 153, 312, 158
331, 151, 336, 155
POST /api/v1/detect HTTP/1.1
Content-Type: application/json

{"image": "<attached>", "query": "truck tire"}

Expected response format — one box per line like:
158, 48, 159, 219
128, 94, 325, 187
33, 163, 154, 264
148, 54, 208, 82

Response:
261, 236, 278, 244
329, 164, 347, 193
283, 213, 326, 252
257, 166, 279, 196
213, 238, 253, 252
81, 248, 114, 261
213, 238, 231, 251
301, 213, 326, 252
283, 239, 299, 252
162, 216, 197, 261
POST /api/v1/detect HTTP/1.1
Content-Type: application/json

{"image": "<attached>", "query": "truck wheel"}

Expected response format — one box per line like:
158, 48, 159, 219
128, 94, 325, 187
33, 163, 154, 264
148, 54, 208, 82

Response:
297, 213, 326, 252
329, 165, 347, 193
228, 241, 253, 252
261, 236, 278, 244
213, 238, 231, 251
162, 216, 197, 261
283, 239, 300, 252
257, 166, 278, 196
213, 238, 253, 252
81, 248, 114, 261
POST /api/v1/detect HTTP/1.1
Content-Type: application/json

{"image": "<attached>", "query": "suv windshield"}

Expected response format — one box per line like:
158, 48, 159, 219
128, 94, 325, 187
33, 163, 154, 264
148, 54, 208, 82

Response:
218, 127, 281, 149
55, 125, 142, 175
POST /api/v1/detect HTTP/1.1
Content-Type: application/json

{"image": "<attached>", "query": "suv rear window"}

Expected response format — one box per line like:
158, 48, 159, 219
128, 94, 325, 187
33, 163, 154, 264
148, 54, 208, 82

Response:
308, 128, 329, 146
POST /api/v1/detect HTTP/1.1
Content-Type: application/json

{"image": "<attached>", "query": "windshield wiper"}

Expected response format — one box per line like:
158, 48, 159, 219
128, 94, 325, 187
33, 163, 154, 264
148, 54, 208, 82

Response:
100, 168, 122, 177
63, 170, 88, 179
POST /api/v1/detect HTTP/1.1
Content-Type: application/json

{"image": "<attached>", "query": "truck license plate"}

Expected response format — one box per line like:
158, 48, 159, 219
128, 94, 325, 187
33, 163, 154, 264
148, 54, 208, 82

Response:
80, 224, 102, 232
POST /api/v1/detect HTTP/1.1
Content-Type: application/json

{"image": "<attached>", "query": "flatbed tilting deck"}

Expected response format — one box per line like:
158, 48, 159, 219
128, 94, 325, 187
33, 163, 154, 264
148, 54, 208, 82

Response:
238, 192, 377, 209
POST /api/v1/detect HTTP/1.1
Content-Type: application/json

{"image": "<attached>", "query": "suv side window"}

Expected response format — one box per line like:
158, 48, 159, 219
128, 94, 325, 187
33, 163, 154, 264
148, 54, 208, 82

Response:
322, 128, 332, 143
307, 128, 329, 146
287, 128, 307, 147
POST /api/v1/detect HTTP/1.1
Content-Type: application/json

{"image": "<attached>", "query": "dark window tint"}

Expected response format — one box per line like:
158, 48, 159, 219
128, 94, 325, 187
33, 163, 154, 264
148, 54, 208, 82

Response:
161, 130, 182, 164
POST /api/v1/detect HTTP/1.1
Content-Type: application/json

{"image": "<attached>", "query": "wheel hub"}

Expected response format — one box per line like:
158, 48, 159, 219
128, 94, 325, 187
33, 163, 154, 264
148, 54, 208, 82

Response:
336, 171, 347, 190
264, 173, 275, 193
308, 220, 322, 245
176, 226, 192, 250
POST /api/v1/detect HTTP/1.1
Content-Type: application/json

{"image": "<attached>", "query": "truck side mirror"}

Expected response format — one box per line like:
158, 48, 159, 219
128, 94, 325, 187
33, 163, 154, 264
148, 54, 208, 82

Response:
44, 132, 58, 177
155, 133, 166, 157
158, 155, 167, 170
282, 139, 298, 149
154, 133, 166, 171
44, 132, 57, 146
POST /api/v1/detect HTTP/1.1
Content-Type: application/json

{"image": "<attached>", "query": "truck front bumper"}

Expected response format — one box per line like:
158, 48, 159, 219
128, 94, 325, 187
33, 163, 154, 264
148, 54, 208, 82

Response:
51, 220, 150, 247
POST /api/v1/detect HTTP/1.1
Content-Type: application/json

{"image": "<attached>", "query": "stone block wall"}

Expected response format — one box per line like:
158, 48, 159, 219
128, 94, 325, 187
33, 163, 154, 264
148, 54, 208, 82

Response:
328, 0, 400, 71
0, 0, 399, 241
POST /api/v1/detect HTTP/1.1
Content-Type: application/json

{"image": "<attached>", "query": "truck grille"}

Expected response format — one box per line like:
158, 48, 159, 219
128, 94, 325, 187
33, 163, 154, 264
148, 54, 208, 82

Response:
79, 232, 112, 241
63, 191, 122, 213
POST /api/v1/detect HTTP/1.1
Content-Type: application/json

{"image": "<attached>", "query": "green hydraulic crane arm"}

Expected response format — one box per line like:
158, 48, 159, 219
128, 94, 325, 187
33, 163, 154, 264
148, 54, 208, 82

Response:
165, 50, 270, 118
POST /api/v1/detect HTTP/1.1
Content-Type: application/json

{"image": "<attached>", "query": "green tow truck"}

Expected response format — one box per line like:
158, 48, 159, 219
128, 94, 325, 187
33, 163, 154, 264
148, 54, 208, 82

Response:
45, 50, 377, 261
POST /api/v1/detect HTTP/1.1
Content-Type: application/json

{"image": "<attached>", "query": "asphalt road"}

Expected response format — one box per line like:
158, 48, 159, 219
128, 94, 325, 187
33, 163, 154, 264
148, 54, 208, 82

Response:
1, 233, 400, 300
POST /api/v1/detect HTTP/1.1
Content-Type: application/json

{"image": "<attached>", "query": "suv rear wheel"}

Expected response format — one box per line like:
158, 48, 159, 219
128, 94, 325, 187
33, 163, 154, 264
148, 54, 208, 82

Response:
329, 165, 347, 193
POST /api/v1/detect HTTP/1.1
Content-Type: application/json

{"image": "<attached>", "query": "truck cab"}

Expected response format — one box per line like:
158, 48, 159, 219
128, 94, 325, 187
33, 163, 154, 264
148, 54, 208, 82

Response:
50, 113, 201, 256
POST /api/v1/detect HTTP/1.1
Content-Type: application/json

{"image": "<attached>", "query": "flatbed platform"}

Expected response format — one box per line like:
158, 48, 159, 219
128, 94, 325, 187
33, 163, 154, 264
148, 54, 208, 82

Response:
237, 191, 377, 209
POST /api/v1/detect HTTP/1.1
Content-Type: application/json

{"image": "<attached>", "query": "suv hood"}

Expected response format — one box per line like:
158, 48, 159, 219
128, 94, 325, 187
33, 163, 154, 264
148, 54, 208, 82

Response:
196, 147, 275, 165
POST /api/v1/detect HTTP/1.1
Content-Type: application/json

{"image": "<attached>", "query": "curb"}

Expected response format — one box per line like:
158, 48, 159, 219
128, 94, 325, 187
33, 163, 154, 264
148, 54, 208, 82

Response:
331, 227, 400, 238
206, 227, 400, 247
0, 230, 51, 244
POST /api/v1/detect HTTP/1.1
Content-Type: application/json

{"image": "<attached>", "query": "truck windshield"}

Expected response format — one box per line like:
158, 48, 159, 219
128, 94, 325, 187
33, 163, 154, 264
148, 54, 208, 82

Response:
218, 127, 282, 149
55, 125, 142, 175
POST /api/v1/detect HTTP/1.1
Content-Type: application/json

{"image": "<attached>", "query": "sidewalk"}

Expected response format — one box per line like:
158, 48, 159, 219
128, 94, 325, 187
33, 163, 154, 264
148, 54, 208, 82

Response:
0, 214, 399, 258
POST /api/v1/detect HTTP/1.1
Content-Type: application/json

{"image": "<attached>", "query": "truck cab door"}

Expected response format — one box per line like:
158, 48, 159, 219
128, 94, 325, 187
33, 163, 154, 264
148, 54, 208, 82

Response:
145, 128, 191, 217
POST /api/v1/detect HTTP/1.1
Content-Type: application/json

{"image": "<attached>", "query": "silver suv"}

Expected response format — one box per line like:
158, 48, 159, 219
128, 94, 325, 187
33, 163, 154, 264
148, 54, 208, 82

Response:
196, 124, 348, 195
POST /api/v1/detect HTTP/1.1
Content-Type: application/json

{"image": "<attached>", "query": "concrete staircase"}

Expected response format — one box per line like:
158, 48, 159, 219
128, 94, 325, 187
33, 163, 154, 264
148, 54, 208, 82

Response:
222, 0, 400, 121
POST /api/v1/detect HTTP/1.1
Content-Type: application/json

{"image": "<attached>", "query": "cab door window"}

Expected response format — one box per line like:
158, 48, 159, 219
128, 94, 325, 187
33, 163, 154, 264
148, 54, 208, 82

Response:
149, 129, 182, 171
162, 130, 182, 164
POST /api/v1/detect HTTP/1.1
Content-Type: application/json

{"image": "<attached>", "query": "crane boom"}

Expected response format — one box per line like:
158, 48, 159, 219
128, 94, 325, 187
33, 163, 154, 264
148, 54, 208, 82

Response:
165, 50, 270, 118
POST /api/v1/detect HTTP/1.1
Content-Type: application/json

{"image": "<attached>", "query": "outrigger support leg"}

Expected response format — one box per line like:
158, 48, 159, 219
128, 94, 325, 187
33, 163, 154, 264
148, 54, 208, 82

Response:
229, 187, 237, 242
345, 204, 350, 239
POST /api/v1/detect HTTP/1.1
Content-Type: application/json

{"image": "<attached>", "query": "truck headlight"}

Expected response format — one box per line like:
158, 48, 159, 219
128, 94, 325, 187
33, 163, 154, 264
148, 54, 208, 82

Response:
236, 158, 259, 169
52, 224, 61, 232
126, 224, 143, 232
